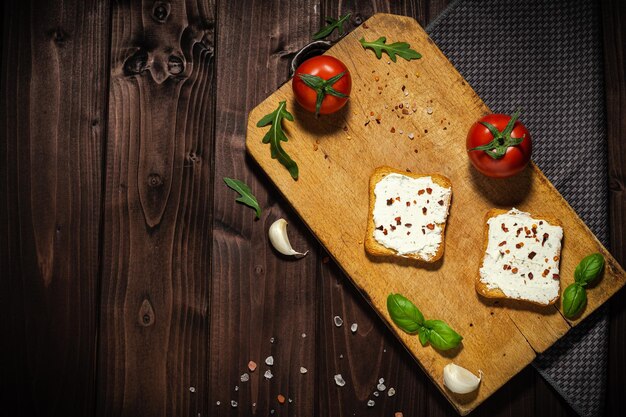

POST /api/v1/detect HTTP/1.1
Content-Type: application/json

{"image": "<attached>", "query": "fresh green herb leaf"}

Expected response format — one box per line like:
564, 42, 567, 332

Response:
223, 177, 261, 218
359, 37, 422, 62
256, 101, 299, 180
562, 282, 587, 318
574, 253, 605, 286
423, 320, 463, 350
297, 71, 349, 117
313, 13, 352, 40
418, 327, 430, 347
386, 293, 424, 334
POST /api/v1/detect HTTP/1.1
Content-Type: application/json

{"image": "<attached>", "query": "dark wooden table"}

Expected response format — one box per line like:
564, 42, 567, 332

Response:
1, 1, 624, 416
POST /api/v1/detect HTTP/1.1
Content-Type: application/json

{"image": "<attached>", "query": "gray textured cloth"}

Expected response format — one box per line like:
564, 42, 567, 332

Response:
426, 1, 609, 416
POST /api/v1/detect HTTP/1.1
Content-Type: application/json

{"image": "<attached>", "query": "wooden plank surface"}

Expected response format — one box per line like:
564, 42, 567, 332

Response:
0, 0, 110, 415
245, 12, 626, 414
96, 1, 215, 416
209, 1, 320, 415
1, 1, 624, 417
602, 0, 626, 416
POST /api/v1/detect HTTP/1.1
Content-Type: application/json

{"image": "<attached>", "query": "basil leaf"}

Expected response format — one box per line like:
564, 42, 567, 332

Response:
386, 293, 424, 334
562, 283, 587, 318
418, 327, 429, 347
223, 177, 262, 218
574, 253, 605, 286
423, 320, 463, 351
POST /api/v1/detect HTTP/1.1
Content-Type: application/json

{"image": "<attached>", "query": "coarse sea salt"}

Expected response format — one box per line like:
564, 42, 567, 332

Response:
334, 374, 346, 387
333, 316, 343, 327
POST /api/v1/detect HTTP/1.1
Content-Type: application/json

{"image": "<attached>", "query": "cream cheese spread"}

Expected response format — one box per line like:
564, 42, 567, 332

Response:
372, 173, 451, 260
479, 208, 563, 305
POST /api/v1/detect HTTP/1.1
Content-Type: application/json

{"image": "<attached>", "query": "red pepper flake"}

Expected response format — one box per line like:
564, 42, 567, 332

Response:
422, 207, 427, 215
413, 200, 417, 204
515, 242, 524, 249
401, 109, 410, 115
395, 196, 400, 201
248, 360, 257, 372
383, 229, 388, 235
503, 264, 510, 271
528, 251, 536, 259
401, 85, 406, 91
498, 241, 507, 247
542, 269, 549, 277
426, 223, 435, 230
376, 225, 384, 231
542, 233, 549, 246
438, 200, 444, 205
424, 129, 428, 133
539, 221, 544, 225
421, 228, 426, 234
516, 227, 523, 237
406, 201, 410, 207
552, 273, 560, 280
501, 223, 509, 232
426, 188, 432, 194
390, 225, 396, 231
369, 111, 375, 116
374, 75, 380, 81
386, 198, 394, 206
528, 272, 534, 279
405, 223, 412, 228
343, 126, 348, 132
399, 103, 403, 109
418, 190, 425, 196
277, 394, 286, 404
505, 249, 510, 254
553, 256, 560, 261
512, 267, 519, 274
395, 216, 402, 225
407, 231, 411, 235
390, 127, 396, 133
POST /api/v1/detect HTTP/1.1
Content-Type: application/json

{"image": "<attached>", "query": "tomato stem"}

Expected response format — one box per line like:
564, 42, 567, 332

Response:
468, 109, 525, 159
297, 71, 349, 117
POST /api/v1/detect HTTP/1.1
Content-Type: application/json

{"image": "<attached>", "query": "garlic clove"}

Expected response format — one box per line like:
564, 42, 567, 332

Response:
443, 363, 482, 394
268, 218, 308, 258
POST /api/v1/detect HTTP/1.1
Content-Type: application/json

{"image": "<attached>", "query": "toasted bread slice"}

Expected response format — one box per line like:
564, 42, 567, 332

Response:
476, 208, 564, 306
364, 166, 452, 262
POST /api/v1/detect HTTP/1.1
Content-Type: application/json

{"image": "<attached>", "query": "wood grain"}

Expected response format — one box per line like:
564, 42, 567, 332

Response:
246, 13, 626, 414
0, 0, 110, 415
208, 1, 320, 416
602, 0, 626, 416
96, 1, 215, 416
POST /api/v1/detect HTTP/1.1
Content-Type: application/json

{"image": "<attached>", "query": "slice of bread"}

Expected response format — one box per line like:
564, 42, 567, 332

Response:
476, 208, 564, 306
364, 166, 452, 262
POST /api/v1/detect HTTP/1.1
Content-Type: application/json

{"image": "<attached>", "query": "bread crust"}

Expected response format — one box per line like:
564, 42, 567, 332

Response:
475, 208, 564, 306
364, 166, 452, 263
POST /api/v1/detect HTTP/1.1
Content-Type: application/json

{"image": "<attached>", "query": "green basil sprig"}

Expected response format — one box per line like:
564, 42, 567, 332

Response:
562, 253, 605, 319
387, 293, 462, 351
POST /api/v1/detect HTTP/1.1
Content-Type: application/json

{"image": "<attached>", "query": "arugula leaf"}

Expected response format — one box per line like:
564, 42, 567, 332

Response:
256, 101, 299, 180
423, 320, 463, 351
313, 13, 352, 40
562, 282, 587, 319
223, 177, 261, 218
359, 37, 422, 62
387, 293, 424, 334
574, 253, 605, 286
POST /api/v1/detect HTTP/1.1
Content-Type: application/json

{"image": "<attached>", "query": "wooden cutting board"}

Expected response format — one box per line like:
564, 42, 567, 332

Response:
246, 13, 626, 415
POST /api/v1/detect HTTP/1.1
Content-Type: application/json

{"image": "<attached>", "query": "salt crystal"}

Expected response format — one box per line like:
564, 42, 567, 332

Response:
350, 323, 358, 333
388, 387, 396, 397
216, 401, 220, 406
289, 398, 293, 403
265, 355, 274, 366
270, 337, 275, 344
399, 130, 403, 134
367, 400, 375, 407
234, 386, 239, 391
408, 133, 415, 140
264, 370, 273, 379
231, 400, 238, 408
300, 367, 308, 374
334, 374, 346, 386
426, 107, 433, 115
253, 403, 256, 407
240, 373, 249, 382
189, 387, 195, 393
301, 333, 306, 338
373, 391, 380, 397
248, 360, 257, 372
339, 354, 343, 359
270, 410, 275, 414
333, 316, 343, 327
379, 378, 385, 383
377, 383, 386, 391
404, 90, 409, 96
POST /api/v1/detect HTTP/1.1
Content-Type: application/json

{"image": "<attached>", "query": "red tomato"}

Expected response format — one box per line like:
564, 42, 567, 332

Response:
293, 56, 351, 116
466, 111, 532, 178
